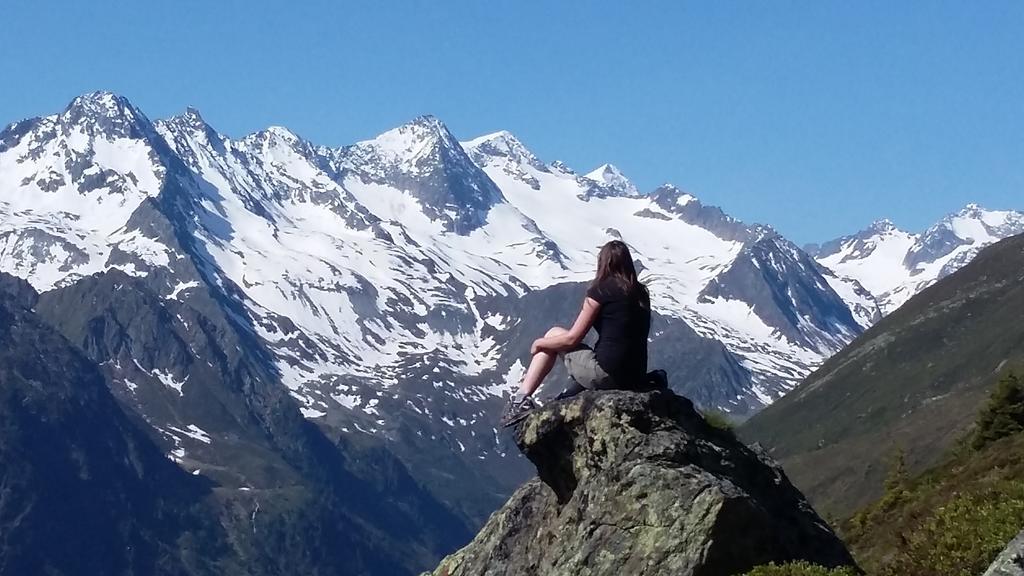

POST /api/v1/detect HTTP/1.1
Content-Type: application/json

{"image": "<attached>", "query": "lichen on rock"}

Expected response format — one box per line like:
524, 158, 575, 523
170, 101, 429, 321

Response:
430, 389, 858, 576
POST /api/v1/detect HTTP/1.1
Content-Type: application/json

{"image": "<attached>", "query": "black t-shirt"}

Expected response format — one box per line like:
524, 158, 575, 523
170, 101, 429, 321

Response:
585, 279, 651, 384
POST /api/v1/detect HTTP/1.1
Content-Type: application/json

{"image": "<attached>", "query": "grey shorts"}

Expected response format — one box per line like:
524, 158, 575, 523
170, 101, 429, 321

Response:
562, 344, 616, 390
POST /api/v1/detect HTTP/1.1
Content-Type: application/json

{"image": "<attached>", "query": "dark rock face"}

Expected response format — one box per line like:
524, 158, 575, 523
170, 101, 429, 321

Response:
809, 219, 899, 260
650, 184, 755, 243
700, 235, 861, 351
0, 274, 227, 576
649, 315, 758, 415
0, 269, 472, 576
33, 268, 472, 576
430, 389, 857, 576
0, 272, 37, 308
904, 223, 969, 270
327, 115, 506, 235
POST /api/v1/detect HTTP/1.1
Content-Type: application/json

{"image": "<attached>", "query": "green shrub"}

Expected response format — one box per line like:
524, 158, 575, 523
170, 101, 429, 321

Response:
878, 480, 1024, 576
842, 432, 1024, 575
972, 371, 1024, 450
845, 450, 908, 541
841, 372, 1024, 575
742, 561, 859, 576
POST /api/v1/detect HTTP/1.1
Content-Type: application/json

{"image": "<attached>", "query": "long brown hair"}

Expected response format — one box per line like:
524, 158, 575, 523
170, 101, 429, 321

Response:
592, 240, 649, 308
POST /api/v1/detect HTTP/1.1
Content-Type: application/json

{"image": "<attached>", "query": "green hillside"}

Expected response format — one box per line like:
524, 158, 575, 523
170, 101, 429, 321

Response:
737, 370, 1024, 576
740, 233, 1024, 517
843, 372, 1024, 575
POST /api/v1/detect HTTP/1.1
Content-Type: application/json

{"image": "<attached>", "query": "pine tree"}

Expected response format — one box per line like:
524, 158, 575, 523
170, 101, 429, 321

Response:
972, 372, 1024, 450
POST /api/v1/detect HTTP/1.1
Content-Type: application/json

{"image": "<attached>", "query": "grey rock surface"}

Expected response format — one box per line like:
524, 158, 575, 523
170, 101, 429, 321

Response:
429, 388, 857, 576
984, 530, 1024, 576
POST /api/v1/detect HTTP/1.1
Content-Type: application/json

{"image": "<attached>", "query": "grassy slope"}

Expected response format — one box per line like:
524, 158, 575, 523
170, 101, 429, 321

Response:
843, 431, 1024, 575
739, 233, 1024, 517
738, 430, 1024, 576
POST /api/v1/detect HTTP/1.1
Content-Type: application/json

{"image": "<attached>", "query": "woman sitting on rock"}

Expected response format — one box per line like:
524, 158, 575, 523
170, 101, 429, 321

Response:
501, 240, 651, 427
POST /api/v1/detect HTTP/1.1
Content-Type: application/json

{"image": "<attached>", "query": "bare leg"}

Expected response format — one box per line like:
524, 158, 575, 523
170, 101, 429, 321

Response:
518, 327, 567, 398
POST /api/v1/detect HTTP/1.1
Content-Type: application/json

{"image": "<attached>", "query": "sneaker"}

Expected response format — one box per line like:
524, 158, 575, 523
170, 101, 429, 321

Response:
500, 396, 538, 428
554, 382, 585, 401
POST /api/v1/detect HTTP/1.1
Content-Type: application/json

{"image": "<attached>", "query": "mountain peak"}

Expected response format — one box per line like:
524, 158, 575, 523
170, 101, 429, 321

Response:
463, 129, 519, 150
61, 91, 145, 125
585, 162, 623, 181
549, 160, 576, 174
866, 218, 898, 234
64, 91, 134, 114
653, 183, 696, 206
407, 114, 446, 130
58, 91, 156, 140
937, 203, 1022, 230
812, 217, 910, 259
486, 129, 515, 140
265, 125, 300, 141
584, 163, 639, 196
156, 107, 226, 152
921, 202, 1024, 248
955, 202, 986, 218
240, 125, 308, 153
165, 106, 213, 132
463, 129, 546, 171
182, 106, 206, 123
342, 116, 504, 234
359, 115, 462, 160
395, 115, 453, 139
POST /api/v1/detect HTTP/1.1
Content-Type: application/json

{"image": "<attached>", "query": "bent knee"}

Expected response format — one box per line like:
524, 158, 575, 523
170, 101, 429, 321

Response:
545, 326, 568, 338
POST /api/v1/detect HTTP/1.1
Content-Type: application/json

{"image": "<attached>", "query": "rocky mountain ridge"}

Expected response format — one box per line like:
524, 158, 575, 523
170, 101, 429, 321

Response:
0, 266, 473, 575
0, 91, 1017, 533
743, 232, 1024, 517
810, 204, 1024, 312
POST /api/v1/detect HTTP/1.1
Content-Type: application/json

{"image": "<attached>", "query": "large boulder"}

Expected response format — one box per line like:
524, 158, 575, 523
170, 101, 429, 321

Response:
984, 530, 1024, 576
429, 389, 858, 576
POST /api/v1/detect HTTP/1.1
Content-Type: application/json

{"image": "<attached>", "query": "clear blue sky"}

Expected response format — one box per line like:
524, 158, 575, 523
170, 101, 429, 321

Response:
1, 2, 1021, 244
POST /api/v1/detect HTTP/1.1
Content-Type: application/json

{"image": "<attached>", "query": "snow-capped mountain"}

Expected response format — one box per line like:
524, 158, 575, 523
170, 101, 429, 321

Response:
461, 131, 873, 401
811, 205, 1024, 312
0, 91, 912, 524
0, 93, 172, 289
584, 163, 640, 197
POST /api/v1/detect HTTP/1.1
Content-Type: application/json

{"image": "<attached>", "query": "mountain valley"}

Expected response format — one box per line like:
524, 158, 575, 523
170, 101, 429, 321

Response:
1, 92, 1022, 574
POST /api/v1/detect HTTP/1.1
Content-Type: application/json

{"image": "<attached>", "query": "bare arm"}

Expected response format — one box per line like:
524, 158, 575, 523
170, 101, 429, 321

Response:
532, 297, 600, 354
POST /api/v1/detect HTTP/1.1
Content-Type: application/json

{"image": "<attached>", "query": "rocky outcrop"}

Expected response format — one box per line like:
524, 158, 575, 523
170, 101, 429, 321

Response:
430, 389, 857, 576
984, 530, 1024, 576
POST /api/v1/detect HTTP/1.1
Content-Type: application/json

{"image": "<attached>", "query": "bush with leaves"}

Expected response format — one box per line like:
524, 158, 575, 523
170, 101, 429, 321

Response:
841, 371, 1024, 575
879, 480, 1024, 576
972, 371, 1024, 450
743, 561, 859, 576
845, 449, 908, 540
